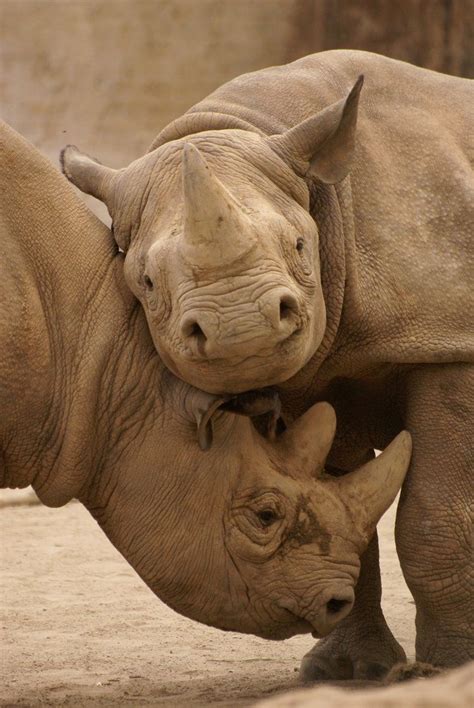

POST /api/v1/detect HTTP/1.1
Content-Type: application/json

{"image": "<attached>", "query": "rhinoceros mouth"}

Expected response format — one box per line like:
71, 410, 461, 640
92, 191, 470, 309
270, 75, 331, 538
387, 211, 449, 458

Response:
259, 614, 313, 640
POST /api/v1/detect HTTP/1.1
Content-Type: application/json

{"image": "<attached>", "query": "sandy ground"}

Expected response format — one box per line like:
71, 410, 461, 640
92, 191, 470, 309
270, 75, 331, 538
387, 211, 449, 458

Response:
0, 491, 415, 707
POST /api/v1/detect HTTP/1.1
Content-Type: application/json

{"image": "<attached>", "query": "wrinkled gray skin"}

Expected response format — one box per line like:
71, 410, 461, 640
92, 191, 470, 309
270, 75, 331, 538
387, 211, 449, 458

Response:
0, 121, 413, 645
62, 50, 473, 678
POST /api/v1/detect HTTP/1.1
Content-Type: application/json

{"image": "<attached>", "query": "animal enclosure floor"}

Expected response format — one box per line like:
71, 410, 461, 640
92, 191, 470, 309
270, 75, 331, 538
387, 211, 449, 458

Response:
0, 494, 415, 706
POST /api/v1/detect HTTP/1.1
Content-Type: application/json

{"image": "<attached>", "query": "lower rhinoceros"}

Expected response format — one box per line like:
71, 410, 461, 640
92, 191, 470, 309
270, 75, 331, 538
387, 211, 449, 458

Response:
0, 121, 411, 646
62, 50, 473, 677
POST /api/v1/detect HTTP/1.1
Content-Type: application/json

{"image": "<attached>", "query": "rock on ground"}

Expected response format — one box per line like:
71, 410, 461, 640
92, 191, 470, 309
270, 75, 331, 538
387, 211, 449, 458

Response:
257, 661, 474, 707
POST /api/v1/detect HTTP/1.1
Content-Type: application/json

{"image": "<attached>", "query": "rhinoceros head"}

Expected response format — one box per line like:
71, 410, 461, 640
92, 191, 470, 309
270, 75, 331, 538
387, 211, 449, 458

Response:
104, 389, 410, 640
61, 78, 363, 393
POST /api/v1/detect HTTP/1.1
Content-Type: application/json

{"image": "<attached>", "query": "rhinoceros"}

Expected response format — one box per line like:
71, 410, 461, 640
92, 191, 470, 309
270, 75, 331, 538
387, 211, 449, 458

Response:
0, 120, 411, 645
62, 50, 473, 678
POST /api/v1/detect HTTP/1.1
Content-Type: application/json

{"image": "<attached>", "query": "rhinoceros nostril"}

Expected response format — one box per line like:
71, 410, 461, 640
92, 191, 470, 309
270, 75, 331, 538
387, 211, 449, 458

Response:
279, 294, 299, 321
143, 274, 154, 290
181, 317, 208, 352
326, 597, 352, 615
191, 322, 205, 339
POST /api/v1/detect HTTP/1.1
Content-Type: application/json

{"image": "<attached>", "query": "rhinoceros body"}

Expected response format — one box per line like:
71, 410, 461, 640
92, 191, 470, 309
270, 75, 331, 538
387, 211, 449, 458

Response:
62, 51, 473, 676
0, 120, 412, 649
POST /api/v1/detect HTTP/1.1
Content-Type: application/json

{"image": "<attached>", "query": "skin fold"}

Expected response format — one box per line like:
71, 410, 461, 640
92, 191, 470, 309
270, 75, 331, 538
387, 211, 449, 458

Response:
0, 121, 412, 647
62, 50, 473, 678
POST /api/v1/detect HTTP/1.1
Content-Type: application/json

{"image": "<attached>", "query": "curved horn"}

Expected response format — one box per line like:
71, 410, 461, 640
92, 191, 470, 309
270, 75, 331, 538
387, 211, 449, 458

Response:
336, 431, 412, 539
267, 75, 364, 184
60, 145, 117, 204
279, 402, 337, 477
182, 143, 255, 267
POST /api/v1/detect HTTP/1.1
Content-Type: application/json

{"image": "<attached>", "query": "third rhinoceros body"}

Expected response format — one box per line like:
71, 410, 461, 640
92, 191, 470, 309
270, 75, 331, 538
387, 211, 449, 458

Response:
62, 51, 473, 677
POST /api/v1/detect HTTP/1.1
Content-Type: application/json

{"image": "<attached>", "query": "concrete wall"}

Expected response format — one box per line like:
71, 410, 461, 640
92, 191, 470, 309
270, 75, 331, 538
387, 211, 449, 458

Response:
2, 0, 472, 219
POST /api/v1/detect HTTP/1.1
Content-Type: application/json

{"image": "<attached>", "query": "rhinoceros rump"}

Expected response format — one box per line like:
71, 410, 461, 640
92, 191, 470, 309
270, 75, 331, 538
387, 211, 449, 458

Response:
1, 120, 412, 643
62, 50, 473, 677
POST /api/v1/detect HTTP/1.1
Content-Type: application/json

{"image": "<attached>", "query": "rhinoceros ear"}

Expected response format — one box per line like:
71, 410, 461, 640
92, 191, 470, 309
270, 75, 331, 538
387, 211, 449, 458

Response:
188, 388, 284, 451
279, 402, 337, 476
267, 75, 364, 184
60, 145, 117, 205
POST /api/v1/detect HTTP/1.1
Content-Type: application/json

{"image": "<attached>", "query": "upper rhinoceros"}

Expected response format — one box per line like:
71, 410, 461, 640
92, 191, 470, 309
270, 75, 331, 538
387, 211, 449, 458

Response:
62, 50, 472, 394
0, 120, 411, 643
61, 50, 473, 680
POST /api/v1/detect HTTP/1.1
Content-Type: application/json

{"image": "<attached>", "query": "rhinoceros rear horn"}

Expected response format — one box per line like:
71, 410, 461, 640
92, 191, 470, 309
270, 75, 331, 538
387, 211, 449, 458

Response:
279, 402, 337, 476
267, 75, 364, 184
60, 145, 117, 204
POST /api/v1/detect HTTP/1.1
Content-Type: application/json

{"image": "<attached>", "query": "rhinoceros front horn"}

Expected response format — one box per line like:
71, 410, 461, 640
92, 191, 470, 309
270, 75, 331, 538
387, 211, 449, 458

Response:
182, 143, 256, 268
336, 431, 412, 539
60, 145, 118, 204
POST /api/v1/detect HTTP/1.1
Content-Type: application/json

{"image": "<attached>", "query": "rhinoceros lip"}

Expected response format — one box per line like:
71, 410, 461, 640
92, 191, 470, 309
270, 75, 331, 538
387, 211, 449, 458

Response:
275, 605, 317, 634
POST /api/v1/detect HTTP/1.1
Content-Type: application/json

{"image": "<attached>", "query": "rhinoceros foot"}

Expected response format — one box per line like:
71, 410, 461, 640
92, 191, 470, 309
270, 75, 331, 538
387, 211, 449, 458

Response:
299, 623, 406, 682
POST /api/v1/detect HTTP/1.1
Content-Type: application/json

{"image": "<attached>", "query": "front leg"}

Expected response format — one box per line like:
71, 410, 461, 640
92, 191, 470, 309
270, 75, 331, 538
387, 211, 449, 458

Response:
396, 364, 473, 667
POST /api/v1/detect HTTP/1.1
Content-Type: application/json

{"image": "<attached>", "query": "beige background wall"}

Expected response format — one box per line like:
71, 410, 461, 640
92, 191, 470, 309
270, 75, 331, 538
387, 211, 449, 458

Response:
1, 0, 472, 216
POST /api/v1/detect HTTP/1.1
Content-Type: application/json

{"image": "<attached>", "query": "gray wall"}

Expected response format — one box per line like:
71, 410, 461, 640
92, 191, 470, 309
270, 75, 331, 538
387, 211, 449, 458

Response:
2, 0, 472, 219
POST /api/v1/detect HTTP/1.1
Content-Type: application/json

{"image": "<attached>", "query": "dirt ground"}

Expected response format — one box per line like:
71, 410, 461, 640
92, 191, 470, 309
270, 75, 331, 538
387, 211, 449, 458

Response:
0, 491, 415, 707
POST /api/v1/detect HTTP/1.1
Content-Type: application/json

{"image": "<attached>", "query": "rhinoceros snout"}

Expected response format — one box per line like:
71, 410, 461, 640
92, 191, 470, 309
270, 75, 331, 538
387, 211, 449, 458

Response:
180, 287, 302, 360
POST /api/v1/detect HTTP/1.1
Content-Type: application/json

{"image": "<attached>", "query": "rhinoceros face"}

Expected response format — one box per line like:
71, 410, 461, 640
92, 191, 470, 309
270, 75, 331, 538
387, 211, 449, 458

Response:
104, 393, 410, 640
132, 137, 325, 394
62, 77, 363, 393
62, 132, 324, 393
210, 403, 411, 639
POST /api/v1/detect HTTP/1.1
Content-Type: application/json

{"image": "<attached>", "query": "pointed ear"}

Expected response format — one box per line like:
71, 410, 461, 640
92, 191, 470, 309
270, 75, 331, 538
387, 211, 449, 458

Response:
279, 402, 336, 476
267, 75, 364, 184
60, 145, 117, 204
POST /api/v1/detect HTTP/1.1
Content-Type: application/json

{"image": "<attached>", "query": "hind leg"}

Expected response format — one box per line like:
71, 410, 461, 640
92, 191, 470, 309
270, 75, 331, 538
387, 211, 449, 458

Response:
396, 364, 473, 667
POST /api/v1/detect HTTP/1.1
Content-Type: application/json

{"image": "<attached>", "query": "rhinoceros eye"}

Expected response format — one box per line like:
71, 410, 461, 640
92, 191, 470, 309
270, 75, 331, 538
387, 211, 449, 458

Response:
256, 508, 279, 527
296, 237, 305, 253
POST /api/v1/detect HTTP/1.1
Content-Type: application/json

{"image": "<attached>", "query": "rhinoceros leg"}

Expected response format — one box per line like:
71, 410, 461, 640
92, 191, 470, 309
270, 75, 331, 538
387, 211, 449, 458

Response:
396, 364, 473, 668
300, 512, 405, 682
